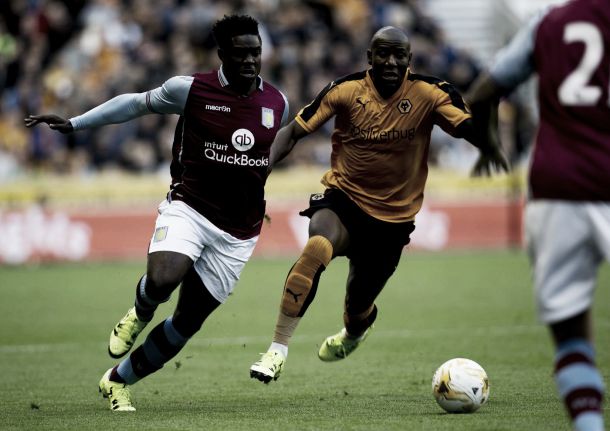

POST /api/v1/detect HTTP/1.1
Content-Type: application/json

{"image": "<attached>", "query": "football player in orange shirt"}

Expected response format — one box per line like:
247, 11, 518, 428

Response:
250, 26, 507, 383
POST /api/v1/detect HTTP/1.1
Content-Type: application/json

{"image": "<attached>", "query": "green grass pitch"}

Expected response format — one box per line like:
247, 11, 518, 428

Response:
0, 251, 608, 430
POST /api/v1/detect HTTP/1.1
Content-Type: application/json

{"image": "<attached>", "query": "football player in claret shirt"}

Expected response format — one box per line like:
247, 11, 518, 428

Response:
467, 1, 608, 430
25, 14, 288, 411
249, 26, 507, 383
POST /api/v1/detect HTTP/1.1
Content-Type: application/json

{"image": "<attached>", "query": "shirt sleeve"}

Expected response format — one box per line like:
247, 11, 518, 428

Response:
433, 83, 471, 136
489, 10, 547, 89
69, 76, 193, 131
145, 75, 193, 114
295, 81, 341, 133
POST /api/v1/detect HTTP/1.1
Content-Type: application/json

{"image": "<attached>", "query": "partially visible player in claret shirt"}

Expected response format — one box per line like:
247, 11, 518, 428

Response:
467, 1, 609, 429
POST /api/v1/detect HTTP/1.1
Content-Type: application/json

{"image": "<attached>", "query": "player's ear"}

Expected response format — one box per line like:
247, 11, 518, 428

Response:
367, 49, 372, 65
407, 52, 412, 67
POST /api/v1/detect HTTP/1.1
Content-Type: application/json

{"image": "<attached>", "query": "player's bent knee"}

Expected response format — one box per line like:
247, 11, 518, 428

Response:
145, 270, 182, 301
303, 235, 333, 265
146, 251, 193, 296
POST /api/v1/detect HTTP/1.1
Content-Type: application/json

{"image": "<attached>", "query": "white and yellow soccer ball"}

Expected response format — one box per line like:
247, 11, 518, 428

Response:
431, 358, 490, 413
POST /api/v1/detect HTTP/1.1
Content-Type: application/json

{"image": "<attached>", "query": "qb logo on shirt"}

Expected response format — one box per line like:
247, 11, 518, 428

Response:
232, 128, 255, 152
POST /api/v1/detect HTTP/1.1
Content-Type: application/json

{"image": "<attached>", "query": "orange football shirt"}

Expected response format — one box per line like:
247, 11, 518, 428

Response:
296, 69, 470, 222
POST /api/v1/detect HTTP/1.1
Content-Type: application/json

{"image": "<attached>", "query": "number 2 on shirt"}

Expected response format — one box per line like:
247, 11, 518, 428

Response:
558, 22, 609, 107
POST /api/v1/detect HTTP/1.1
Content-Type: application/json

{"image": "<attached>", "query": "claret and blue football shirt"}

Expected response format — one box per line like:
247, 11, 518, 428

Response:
70, 66, 289, 239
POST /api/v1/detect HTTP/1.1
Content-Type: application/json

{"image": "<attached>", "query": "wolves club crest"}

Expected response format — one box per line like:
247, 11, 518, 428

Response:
397, 99, 412, 114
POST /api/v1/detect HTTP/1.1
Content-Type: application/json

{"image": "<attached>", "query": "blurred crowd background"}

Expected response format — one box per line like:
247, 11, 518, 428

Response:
0, 0, 519, 181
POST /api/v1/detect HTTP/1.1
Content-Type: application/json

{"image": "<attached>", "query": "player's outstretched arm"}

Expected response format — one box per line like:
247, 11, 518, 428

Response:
24, 114, 74, 134
268, 119, 309, 173
24, 80, 188, 134
25, 78, 189, 135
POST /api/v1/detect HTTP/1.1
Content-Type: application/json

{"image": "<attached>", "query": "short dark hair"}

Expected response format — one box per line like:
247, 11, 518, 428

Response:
212, 15, 260, 50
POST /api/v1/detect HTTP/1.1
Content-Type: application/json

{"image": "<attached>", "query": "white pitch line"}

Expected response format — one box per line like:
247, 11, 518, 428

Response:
0, 324, 545, 354
2, 320, 607, 355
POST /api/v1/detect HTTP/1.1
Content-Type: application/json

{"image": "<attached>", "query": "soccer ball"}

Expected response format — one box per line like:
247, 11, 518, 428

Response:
431, 358, 490, 413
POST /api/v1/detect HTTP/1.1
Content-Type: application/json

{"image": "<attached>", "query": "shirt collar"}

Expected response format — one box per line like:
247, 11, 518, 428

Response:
366, 68, 410, 103
218, 66, 264, 91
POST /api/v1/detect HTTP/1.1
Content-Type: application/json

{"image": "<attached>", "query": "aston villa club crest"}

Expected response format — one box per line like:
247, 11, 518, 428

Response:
153, 226, 168, 242
262, 107, 274, 129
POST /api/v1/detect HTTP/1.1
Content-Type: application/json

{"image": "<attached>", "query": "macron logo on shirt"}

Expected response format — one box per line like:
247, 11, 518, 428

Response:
205, 104, 231, 112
